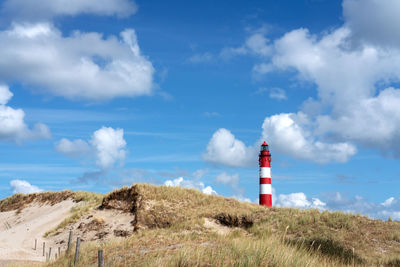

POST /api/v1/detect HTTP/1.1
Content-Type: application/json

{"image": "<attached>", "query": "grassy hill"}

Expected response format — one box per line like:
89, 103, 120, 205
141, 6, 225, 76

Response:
1, 184, 400, 266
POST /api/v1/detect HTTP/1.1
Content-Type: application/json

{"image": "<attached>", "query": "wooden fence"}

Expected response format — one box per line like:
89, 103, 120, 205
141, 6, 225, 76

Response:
35, 231, 105, 266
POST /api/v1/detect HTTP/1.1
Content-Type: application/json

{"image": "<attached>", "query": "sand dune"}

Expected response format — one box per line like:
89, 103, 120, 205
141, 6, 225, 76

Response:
0, 200, 75, 262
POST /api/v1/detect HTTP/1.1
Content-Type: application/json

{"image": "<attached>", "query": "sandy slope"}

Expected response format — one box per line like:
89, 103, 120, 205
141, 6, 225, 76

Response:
0, 200, 75, 262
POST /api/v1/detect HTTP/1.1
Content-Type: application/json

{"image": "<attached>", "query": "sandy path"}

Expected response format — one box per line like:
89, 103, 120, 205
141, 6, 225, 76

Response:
0, 200, 75, 262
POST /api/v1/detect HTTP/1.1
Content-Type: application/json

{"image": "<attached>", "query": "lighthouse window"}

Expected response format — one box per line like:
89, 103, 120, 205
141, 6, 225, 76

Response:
261, 145, 268, 151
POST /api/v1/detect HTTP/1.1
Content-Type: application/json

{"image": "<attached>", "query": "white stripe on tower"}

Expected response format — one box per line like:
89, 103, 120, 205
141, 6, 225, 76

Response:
260, 183, 272, 194
260, 167, 271, 178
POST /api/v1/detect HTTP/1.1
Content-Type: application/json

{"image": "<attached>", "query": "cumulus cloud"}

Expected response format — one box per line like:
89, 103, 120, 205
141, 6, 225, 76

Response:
0, 85, 51, 142
0, 84, 13, 105
0, 23, 154, 101
55, 138, 91, 157
275, 192, 326, 209
269, 24, 400, 158
269, 87, 287, 100
232, 195, 252, 203
323, 192, 400, 221
221, 32, 272, 59
262, 112, 357, 163
91, 127, 127, 169
343, 0, 400, 47
56, 126, 127, 169
203, 128, 257, 167
274, 190, 400, 221
10, 179, 43, 194
164, 177, 217, 195
1, 0, 137, 21
213, 172, 250, 202
252, 63, 274, 75
215, 172, 239, 186
219, 0, 400, 162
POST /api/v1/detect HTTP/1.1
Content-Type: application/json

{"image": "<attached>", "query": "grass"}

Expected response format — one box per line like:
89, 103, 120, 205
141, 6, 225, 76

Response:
48, 227, 340, 267
2, 183, 400, 266
50, 184, 400, 265
44, 191, 103, 237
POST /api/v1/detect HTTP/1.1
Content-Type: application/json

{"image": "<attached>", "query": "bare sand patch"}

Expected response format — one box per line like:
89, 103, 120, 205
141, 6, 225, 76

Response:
204, 218, 232, 235
0, 200, 75, 262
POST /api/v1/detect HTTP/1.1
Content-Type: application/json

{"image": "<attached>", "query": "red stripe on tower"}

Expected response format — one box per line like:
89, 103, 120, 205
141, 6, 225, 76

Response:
259, 141, 272, 207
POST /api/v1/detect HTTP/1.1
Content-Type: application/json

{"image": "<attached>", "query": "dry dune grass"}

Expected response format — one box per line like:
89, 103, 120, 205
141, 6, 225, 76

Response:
41, 184, 400, 266
43, 191, 103, 237
0, 191, 74, 213
131, 184, 264, 230
0, 190, 102, 213
2, 184, 400, 266
0, 190, 103, 238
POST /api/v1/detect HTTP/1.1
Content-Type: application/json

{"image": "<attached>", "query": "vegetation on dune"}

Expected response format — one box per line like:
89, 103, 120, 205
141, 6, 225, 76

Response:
48, 227, 339, 267
44, 184, 400, 266
2, 184, 400, 266
0, 190, 103, 213
0, 190, 103, 237
44, 192, 104, 237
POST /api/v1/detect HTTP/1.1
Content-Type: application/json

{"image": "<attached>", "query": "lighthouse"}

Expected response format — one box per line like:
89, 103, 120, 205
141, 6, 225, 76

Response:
259, 141, 272, 207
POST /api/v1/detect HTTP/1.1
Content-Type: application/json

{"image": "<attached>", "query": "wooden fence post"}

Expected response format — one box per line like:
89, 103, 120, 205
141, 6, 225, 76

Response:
34, 239, 37, 250
74, 237, 80, 266
67, 231, 73, 252
58, 246, 61, 257
43, 242, 45, 256
98, 250, 104, 267
49, 247, 52, 260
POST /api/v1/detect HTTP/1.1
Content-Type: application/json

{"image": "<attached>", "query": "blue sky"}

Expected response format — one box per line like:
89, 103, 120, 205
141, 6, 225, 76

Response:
1, 0, 400, 220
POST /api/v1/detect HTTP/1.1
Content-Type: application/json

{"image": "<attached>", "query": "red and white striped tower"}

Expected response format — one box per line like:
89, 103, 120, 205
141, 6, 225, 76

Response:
259, 141, 272, 207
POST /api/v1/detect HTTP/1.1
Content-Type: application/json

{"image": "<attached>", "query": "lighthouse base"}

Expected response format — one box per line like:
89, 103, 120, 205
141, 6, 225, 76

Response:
259, 194, 272, 207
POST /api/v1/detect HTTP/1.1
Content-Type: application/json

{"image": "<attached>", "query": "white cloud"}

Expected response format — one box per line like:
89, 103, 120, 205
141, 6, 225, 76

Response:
0, 85, 51, 142
315, 87, 400, 157
220, 1, 400, 162
252, 63, 274, 75
90, 127, 127, 169
10, 179, 43, 194
245, 33, 272, 56
192, 169, 208, 179
203, 128, 257, 167
322, 192, 400, 220
55, 138, 91, 157
275, 192, 326, 209
343, 0, 400, 47
274, 190, 400, 221
262, 112, 357, 163
220, 32, 272, 59
202, 186, 217, 195
1, 0, 137, 21
0, 23, 154, 101
220, 46, 247, 59
56, 126, 127, 169
382, 197, 395, 207
269, 87, 287, 100
269, 25, 400, 158
164, 177, 217, 195
232, 195, 251, 203
0, 84, 13, 105
215, 172, 239, 186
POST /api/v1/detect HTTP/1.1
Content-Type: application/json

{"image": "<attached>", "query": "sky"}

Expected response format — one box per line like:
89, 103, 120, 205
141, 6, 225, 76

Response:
1, 0, 400, 220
